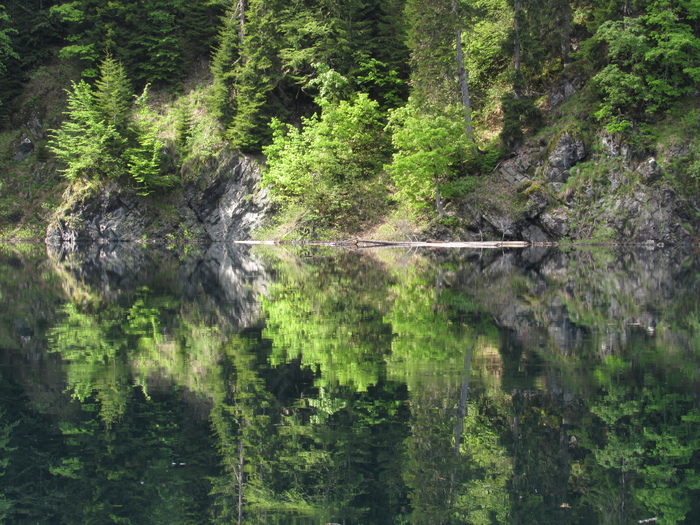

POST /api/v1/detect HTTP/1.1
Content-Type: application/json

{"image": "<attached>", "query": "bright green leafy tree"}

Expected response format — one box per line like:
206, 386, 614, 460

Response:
386, 101, 474, 218
262, 87, 391, 231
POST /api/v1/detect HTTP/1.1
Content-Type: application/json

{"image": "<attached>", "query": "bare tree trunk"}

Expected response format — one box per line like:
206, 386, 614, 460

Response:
238, 0, 245, 44
452, 0, 474, 140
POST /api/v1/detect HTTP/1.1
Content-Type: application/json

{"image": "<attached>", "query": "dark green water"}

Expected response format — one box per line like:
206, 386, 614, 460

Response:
1, 243, 699, 524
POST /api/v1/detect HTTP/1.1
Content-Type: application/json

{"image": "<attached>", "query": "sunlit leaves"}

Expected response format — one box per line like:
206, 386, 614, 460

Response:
592, 1, 700, 120
49, 79, 124, 181
262, 92, 390, 229
386, 101, 471, 213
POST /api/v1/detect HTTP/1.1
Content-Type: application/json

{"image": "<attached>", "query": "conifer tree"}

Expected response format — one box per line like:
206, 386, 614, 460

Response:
93, 55, 133, 135
0, 5, 17, 75
50, 56, 172, 192
225, 0, 285, 152
48, 79, 123, 180
210, 5, 244, 124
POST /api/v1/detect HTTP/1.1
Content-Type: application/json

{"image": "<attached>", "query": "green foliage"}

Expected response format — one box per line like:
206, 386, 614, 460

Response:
49, 57, 172, 193
386, 101, 473, 214
351, 55, 408, 109
404, 0, 458, 109
210, 0, 409, 151
93, 55, 133, 134
499, 91, 543, 153
174, 102, 193, 152
50, 0, 222, 86
126, 124, 166, 196
48, 79, 124, 180
590, 3, 700, 122
126, 87, 171, 195
209, 5, 242, 124
262, 91, 390, 230
0, 5, 17, 75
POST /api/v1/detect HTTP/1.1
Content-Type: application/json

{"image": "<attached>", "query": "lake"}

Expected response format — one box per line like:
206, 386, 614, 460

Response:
0, 242, 698, 524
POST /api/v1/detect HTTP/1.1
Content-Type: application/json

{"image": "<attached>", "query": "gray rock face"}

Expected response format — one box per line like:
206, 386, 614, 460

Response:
45, 183, 148, 246
186, 153, 270, 242
540, 210, 570, 238
46, 150, 272, 247
547, 133, 586, 182
462, 126, 698, 245
599, 131, 631, 160
521, 223, 550, 243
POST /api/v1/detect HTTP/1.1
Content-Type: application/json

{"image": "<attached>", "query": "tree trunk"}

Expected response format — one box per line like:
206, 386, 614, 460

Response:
452, 0, 474, 140
238, 0, 245, 44
435, 174, 446, 219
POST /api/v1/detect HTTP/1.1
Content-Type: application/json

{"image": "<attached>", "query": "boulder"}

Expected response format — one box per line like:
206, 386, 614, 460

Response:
540, 210, 571, 238
521, 224, 550, 243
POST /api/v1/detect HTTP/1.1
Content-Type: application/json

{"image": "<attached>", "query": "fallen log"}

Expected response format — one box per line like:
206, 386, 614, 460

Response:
231, 239, 538, 249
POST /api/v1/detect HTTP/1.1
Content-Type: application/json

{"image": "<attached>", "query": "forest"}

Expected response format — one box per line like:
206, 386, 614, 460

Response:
1, 0, 700, 239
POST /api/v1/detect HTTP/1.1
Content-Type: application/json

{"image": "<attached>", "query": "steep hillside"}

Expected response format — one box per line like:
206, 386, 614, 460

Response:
0, 0, 699, 246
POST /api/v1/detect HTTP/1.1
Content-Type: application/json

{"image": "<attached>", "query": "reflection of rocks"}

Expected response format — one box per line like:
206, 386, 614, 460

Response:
47, 243, 272, 331
454, 247, 696, 358
544, 297, 587, 356
46, 242, 161, 300
186, 243, 271, 330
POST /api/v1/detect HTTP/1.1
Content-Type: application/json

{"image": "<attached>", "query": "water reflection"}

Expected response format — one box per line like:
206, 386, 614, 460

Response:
0, 243, 699, 523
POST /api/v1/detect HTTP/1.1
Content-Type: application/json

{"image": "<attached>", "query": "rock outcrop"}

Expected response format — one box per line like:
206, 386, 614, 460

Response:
45, 149, 272, 248
457, 128, 699, 246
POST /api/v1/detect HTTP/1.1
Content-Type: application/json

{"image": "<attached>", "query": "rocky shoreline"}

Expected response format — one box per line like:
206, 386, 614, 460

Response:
42, 132, 699, 250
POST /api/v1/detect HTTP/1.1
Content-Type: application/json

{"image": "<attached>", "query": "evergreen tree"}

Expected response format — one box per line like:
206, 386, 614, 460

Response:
93, 54, 133, 135
0, 5, 17, 74
50, 0, 221, 85
226, 0, 285, 152
210, 4, 244, 124
48, 79, 123, 180
49, 57, 172, 192
404, 0, 461, 111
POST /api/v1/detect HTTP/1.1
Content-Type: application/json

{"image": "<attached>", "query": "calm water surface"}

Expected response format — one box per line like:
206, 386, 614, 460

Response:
0, 243, 699, 524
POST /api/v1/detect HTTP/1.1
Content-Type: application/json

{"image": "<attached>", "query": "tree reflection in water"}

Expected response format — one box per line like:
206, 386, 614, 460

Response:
0, 244, 698, 523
